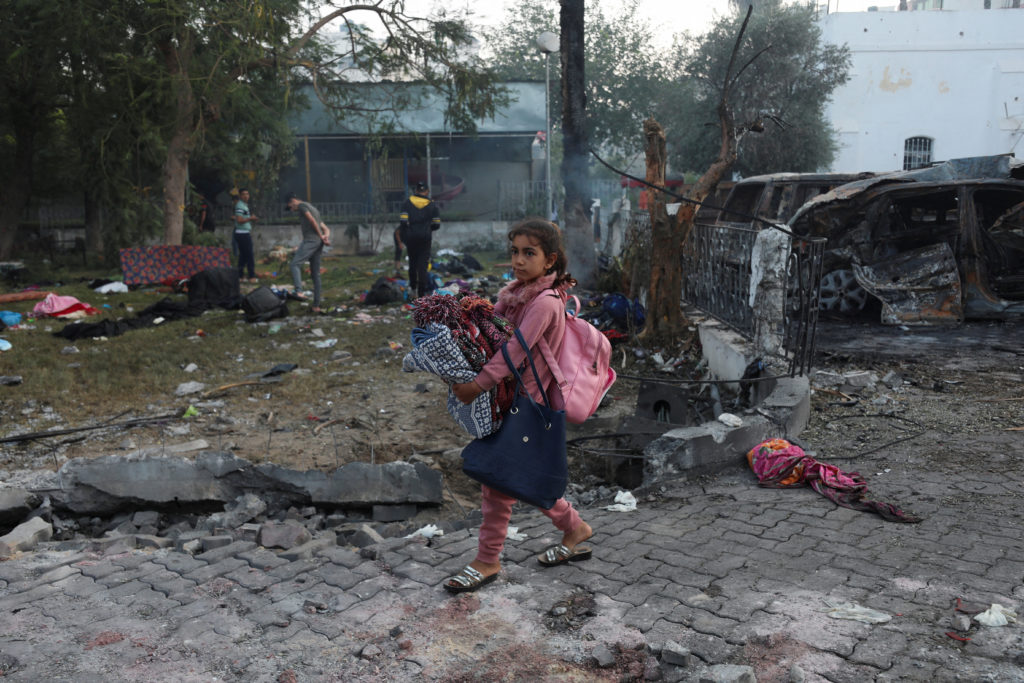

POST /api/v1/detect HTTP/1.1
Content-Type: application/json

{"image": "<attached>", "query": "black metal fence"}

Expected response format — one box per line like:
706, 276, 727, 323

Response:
630, 212, 823, 376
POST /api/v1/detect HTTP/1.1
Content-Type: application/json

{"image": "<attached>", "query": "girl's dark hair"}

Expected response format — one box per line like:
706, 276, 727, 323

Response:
508, 217, 576, 288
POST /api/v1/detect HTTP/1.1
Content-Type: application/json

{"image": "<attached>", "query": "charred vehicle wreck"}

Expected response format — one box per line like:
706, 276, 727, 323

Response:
787, 156, 1024, 324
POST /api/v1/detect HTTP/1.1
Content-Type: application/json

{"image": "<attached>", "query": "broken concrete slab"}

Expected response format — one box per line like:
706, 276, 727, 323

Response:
48, 453, 443, 516
642, 374, 809, 483
0, 517, 53, 558
644, 416, 772, 482
0, 488, 36, 532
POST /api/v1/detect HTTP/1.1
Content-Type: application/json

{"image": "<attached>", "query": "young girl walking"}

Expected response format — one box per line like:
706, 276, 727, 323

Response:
446, 218, 594, 593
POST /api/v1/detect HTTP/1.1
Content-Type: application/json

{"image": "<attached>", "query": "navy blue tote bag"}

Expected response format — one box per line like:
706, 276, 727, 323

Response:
460, 330, 568, 509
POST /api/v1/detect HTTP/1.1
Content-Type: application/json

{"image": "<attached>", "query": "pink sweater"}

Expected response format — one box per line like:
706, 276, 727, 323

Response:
474, 274, 567, 408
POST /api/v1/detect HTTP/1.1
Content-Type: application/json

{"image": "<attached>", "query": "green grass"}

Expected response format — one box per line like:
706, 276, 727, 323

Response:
0, 249, 509, 438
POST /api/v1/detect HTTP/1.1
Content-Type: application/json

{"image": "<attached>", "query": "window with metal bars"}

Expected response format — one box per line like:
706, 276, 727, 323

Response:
903, 137, 933, 170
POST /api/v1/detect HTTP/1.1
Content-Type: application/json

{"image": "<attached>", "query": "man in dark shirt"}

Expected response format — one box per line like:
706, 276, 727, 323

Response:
398, 181, 441, 298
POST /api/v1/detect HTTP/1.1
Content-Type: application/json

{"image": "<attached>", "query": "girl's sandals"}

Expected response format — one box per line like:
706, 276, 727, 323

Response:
537, 543, 593, 567
443, 565, 498, 594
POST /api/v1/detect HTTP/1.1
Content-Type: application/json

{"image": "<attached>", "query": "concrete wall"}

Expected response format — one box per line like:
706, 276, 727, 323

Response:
227, 220, 512, 258
819, 8, 1024, 173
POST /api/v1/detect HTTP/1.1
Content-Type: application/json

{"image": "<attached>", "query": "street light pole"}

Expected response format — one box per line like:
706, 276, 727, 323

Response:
545, 53, 552, 220
536, 31, 558, 221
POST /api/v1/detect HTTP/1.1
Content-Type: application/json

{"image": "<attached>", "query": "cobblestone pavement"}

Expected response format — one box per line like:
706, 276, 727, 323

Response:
2, 320, 1022, 681
2, 460, 1023, 682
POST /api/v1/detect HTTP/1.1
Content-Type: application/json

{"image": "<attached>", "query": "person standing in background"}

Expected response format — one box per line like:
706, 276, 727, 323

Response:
286, 192, 331, 313
398, 181, 441, 299
234, 188, 259, 283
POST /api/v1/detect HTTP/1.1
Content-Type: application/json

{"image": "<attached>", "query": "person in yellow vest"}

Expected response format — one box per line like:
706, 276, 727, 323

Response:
398, 181, 440, 298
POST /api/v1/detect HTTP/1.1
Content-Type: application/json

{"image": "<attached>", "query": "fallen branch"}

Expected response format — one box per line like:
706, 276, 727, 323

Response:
313, 418, 342, 435
0, 413, 180, 445
978, 396, 1024, 403
814, 387, 858, 401
1006, 427, 1024, 432
200, 378, 283, 398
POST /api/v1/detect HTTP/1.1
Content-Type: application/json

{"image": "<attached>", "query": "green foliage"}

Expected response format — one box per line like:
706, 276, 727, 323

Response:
0, 0, 509, 257
482, 0, 671, 164
663, 1, 851, 176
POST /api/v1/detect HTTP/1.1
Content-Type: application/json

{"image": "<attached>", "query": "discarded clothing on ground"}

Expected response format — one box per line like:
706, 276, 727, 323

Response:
403, 293, 516, 437
747, 438, 922, 523
53, 297, 234, 341
32, 293, 100, 319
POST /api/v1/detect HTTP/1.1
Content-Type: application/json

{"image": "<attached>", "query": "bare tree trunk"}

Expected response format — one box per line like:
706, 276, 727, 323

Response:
159, 39, 196, 246
641, 5, 758, 342
84, 187, 104, 262
641, 118, 683, 341
558, 0, 597, 287
0, 123, 35, 260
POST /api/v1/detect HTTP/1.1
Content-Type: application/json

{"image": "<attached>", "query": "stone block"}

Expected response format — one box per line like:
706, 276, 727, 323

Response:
202, 535, 234, 551
700, 664, 756, 683
278, 532, 337, 562
258, 521, 312, 550
661, 641, 692, 668
0, 488, 36, 531
0, 517, 53, 557
372, 504, 417, 522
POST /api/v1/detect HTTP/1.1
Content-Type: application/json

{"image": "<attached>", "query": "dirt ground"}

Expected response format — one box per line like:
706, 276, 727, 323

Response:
798, 318, 1023, 489
0, 298, 652, 520
2, 307, 1020, 525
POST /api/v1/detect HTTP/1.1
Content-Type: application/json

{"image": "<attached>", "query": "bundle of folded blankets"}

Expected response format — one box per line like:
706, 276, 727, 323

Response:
402, 292, 517, 438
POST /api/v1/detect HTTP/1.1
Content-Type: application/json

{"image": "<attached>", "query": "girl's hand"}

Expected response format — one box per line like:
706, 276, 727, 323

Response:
452, 380, 483, 404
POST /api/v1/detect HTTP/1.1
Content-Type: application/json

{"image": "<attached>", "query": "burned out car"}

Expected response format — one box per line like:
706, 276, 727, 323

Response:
787, 158, 1024, 324
714, 172, 876, 227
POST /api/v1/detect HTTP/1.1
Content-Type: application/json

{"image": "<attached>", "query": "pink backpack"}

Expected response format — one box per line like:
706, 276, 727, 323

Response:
538, 293, 617, 424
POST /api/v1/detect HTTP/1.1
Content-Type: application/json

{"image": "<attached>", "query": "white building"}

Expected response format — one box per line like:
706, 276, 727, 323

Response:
818, 2, 1024, 173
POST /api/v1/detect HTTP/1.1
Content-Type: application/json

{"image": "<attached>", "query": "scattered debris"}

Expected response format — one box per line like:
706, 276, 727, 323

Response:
823, 600, 892, 624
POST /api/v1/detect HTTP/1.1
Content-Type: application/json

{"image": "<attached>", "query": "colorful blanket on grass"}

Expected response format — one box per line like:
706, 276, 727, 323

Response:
120, 246, 232, 286
747, 438, 921, 523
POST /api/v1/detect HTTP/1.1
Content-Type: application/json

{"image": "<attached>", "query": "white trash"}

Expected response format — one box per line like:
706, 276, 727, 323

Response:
975, 604, 1017, 627
824, 600, 892, 624
604, 491, 638, 512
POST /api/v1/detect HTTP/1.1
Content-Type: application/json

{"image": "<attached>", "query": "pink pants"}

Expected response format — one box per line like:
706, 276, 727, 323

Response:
475, 484, 582, 565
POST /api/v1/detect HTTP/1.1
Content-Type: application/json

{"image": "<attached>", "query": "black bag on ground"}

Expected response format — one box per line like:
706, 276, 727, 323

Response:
188, 267, 241, 309
462, 254, 483, 271
364, 276, 403, 305
242, 286, 288, 322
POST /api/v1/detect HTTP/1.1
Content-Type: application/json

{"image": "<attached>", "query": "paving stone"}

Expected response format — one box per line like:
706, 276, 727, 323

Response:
849, 627, 907, 669
622, 594, 682, 632
317, 546, 364, 568
181, 557, 248, 583
390, 559, 449, 586
267, 557, 322, 581
152, 551, 206, 574
237, 547, 291, 570
315, 562, 362, 590
223, 565, 277, 591
279, 533, 337, 561
194, 540, 257, 564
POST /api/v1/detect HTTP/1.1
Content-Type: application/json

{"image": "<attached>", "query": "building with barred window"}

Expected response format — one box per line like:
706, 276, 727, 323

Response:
818, 1, 1024, 172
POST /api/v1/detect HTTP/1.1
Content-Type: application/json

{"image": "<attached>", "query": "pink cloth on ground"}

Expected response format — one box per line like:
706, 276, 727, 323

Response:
32, 293, 99, 317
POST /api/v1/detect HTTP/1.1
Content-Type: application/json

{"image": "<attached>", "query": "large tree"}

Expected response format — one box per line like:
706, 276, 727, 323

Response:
0, 0, 506, 257
662, 0, 850, 177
